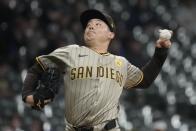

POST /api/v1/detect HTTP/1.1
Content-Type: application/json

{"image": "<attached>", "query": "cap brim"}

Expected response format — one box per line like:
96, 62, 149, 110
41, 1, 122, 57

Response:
80, 9, 112, 31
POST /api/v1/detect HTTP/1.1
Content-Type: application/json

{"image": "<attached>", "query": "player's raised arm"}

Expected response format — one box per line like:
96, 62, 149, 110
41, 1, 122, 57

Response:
129, 29, 173, 89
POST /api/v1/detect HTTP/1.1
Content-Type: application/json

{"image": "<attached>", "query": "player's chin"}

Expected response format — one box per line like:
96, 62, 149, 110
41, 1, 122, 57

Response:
84, 35, 93, 41
84, 38, 94, 45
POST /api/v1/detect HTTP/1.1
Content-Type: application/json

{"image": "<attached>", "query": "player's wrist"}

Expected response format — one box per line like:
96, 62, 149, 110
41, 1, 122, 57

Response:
154, 47, 168, 56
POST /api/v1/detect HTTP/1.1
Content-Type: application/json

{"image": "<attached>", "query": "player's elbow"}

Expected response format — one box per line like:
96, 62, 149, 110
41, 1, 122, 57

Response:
132, 78, 153, 89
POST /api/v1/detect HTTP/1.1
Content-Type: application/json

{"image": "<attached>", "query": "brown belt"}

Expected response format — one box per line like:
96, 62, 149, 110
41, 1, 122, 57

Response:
74, 119, 116, 131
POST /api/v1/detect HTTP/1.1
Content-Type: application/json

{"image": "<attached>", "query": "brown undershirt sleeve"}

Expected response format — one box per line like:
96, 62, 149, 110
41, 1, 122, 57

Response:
22, 62, 44, 102
132, 47, 168, 89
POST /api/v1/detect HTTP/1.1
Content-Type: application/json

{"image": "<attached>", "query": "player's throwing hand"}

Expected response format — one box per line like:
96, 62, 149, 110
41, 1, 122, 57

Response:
156, 29, 173, 48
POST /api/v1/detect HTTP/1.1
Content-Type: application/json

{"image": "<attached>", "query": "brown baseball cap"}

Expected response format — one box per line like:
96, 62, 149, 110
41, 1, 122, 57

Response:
80, 9, 115, 32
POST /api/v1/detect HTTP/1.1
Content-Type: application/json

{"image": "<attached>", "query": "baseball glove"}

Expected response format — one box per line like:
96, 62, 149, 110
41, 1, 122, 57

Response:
32, 68, 61, 110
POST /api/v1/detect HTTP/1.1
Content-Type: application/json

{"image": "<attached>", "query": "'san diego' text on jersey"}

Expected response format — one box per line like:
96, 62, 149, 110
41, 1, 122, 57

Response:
71, 66, 123, 86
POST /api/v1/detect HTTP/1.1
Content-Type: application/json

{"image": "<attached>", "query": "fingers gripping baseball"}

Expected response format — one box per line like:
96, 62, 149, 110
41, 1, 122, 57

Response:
156, 29, 173, 48
156, 39, 171, 48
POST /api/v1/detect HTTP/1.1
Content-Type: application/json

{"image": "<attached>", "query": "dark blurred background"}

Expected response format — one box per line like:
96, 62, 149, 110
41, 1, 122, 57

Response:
1, 0, 196, 131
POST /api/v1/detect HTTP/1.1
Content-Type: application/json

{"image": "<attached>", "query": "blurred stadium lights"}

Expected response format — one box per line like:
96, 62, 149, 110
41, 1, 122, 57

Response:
152, 120, 167, 131
19, 46, 26, 57
21, 69, 27, 82
180, 123, 189, 131
94, 2, 104, 11
156, 5, 166, 16
192, 66, 196, 80
44, 105, 53, 118
177, 73, 187, 88
118, 105, 133, 130
157, 79, 167, 96
121, 11, 130, 21
177, 27, 191, 47
167, 91, 176, 105
142, 105, 152, 126
183, 56, 192, 73
169, 42, 183, 60
162, 12, 172, 23
149, 0, 159, 7
30, 0, 38, 11
128, 0, 137, 6
162, 59, 177, 76
146, 41, 155, 57
190, 96, 196, 105
9, 0, 16, 9
185, 84, 194, 97
171, 114, 181, 129
43, 121, 51, 131
191, 44, 196, 58
110, 1, 123, 13
16, 95, 25, 115
0, 22, 8, 31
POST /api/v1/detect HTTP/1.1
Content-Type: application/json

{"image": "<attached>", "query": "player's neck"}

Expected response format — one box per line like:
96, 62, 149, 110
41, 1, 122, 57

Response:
86, 41, 109, 54
89, 46, 108, 54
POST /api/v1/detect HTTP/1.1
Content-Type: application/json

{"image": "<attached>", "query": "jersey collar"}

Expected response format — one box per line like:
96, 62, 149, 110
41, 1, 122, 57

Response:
83, 46, 110, 56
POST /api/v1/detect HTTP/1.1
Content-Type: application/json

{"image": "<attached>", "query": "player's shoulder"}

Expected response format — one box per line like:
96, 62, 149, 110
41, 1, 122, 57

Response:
66, 44, 80, 48
113, 54, 127, 61
112, 54, 130, 65
54, 44, 81, 52
59, 44, 80, 49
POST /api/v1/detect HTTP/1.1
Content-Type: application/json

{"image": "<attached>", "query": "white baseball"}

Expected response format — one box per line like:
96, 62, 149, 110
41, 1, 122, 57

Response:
159, 29, 173, 40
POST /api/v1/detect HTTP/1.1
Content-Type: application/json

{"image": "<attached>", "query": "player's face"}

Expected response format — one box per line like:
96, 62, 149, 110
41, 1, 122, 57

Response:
84, 19, 114, 44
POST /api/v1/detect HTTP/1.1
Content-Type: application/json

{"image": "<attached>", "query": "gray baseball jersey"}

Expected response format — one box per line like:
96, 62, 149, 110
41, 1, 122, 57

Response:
36, 44, 143, 127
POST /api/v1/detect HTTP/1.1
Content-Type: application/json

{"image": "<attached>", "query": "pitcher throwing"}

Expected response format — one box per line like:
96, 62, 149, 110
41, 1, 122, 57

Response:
22, 9, 173, 131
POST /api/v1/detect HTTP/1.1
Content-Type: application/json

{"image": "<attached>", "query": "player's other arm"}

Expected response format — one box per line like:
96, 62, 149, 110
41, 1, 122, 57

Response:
133, 45, 168, 89
133, 29, 172, 88
22, 46, 73, 108
22, 62, 44, 106
22, 61, 61, 110
125, 30, 172, 89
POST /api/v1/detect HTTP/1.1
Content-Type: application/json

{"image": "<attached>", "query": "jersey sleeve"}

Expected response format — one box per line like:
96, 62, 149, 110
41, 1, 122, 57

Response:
124, 61, 143, 89
36, 45, 78, 71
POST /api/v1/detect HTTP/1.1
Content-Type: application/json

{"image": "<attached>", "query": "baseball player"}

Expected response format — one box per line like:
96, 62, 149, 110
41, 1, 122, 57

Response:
22, 9, 172, 131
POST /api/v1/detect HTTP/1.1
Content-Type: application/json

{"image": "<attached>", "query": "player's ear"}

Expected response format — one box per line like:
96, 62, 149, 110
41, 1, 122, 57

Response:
108, 32, 115, 39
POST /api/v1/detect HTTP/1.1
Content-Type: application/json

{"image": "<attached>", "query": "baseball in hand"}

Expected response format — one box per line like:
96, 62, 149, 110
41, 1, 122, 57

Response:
159, 29, 173, 40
